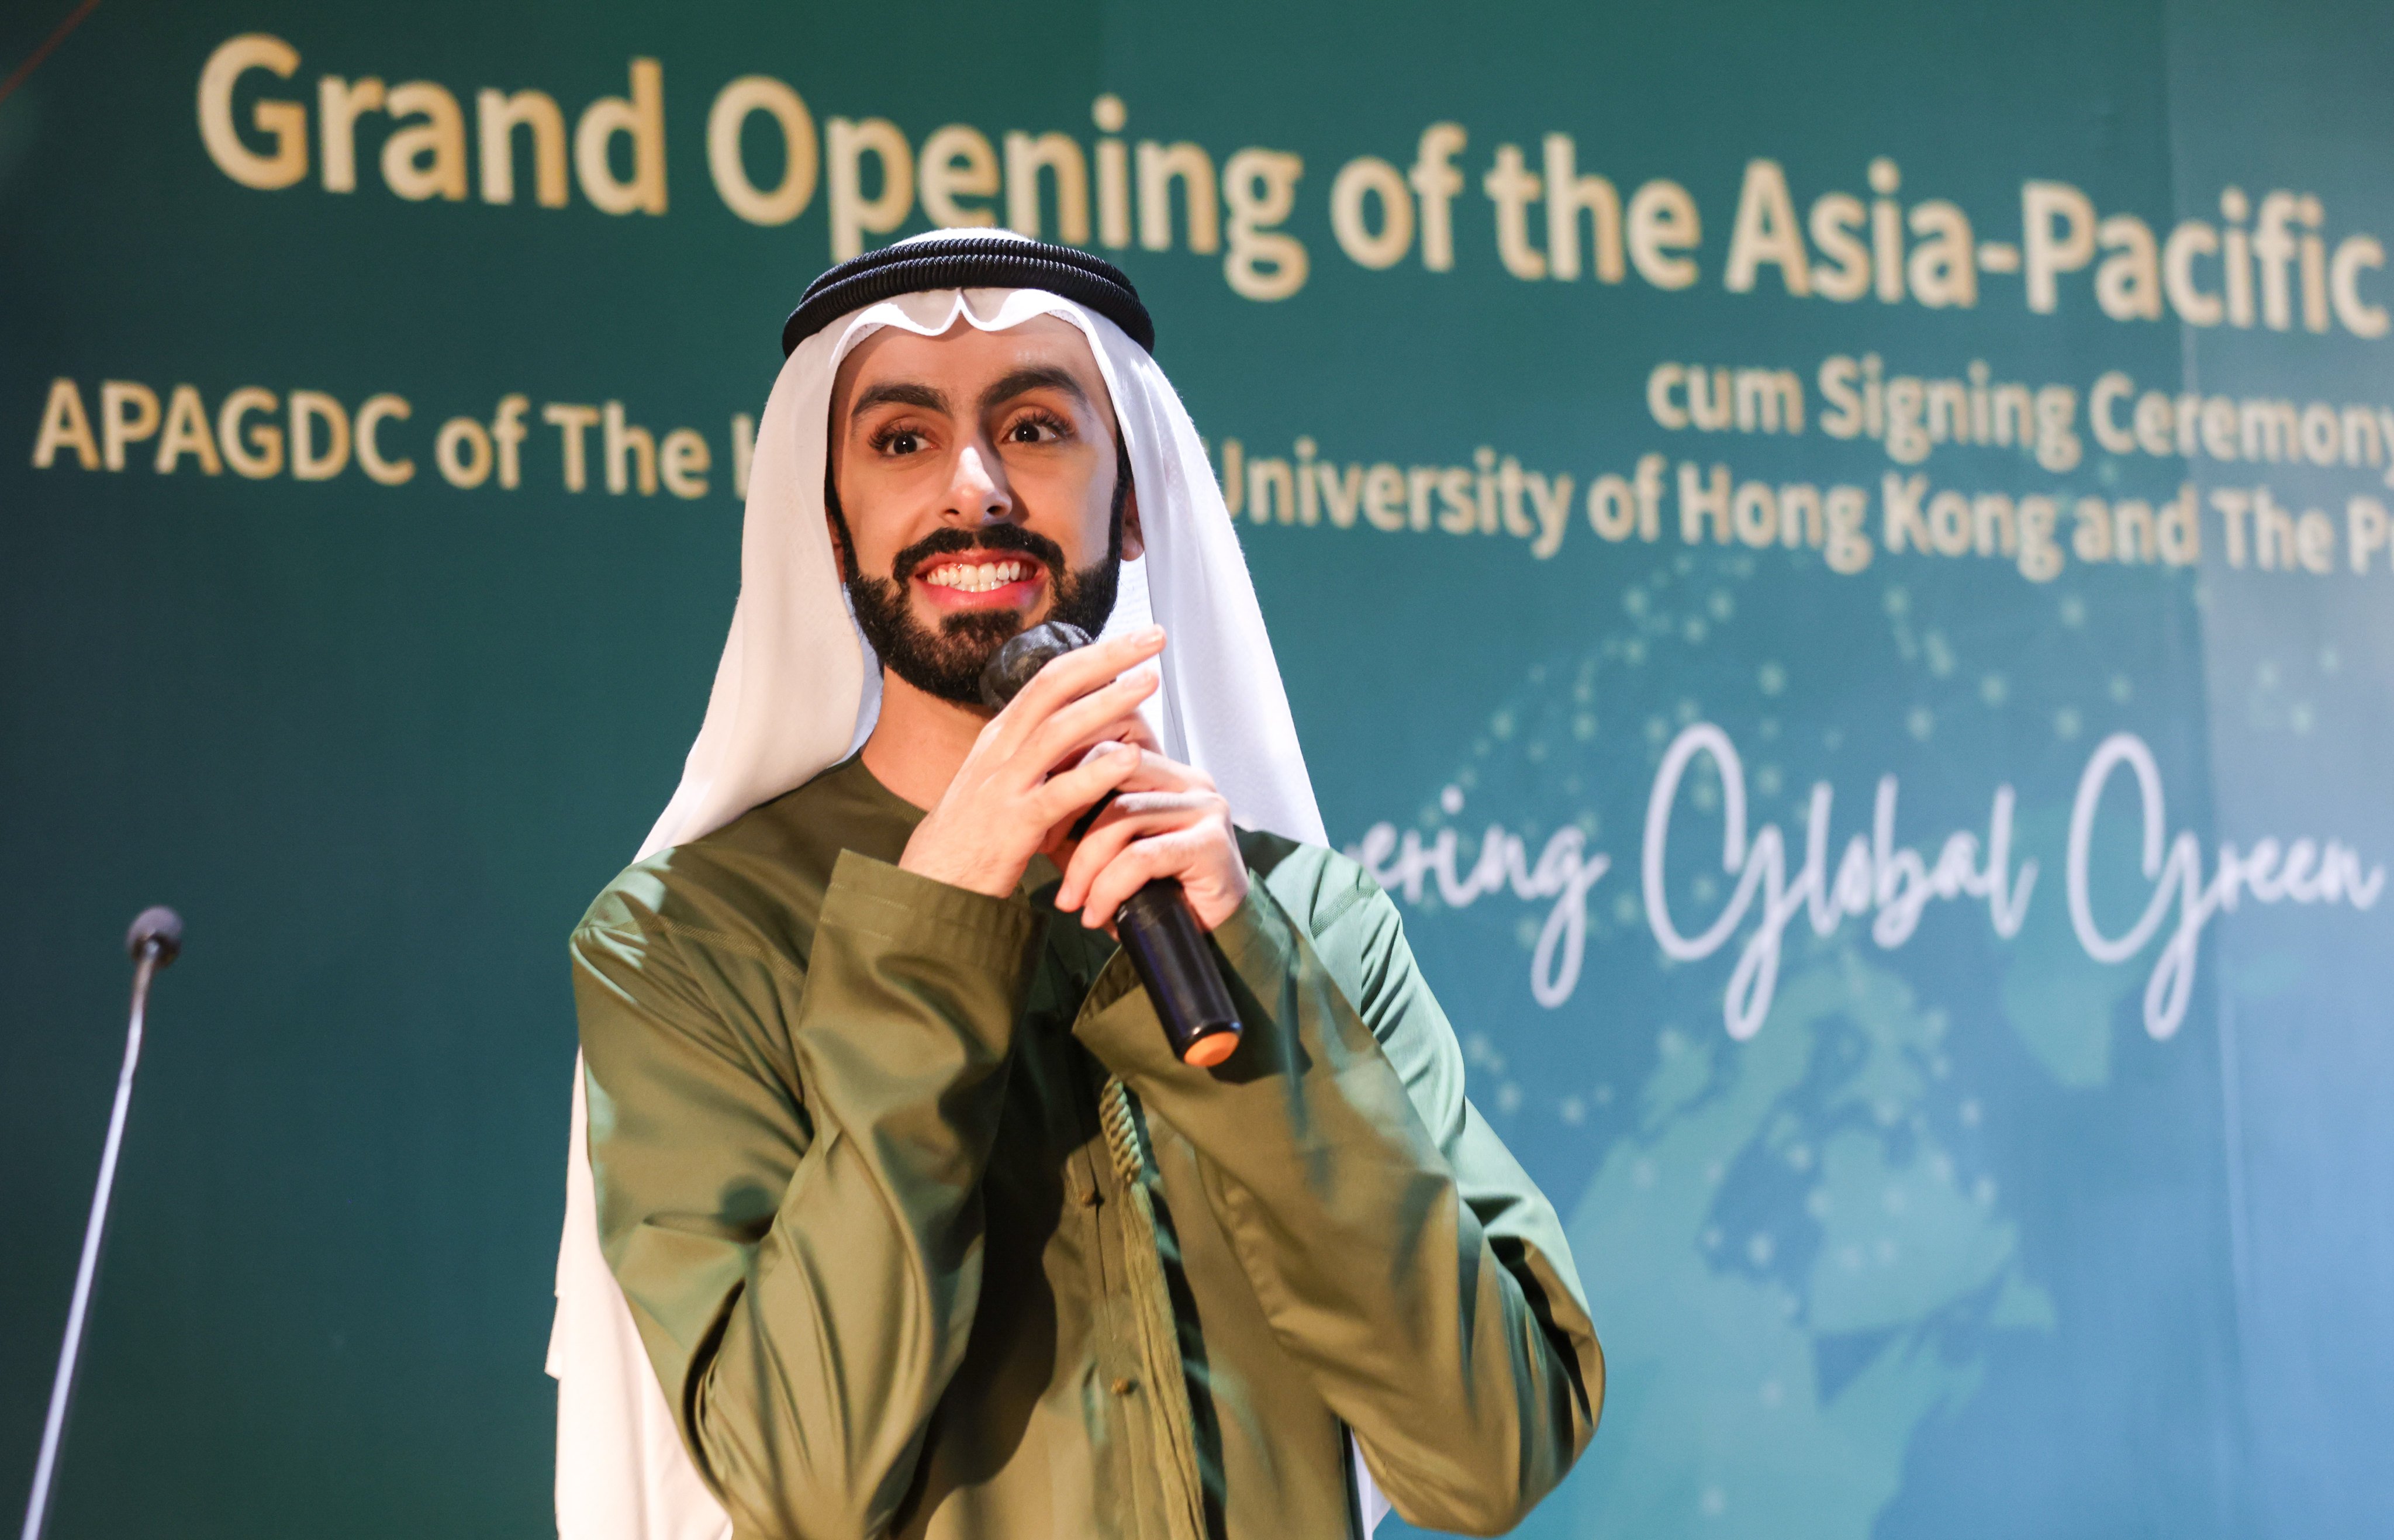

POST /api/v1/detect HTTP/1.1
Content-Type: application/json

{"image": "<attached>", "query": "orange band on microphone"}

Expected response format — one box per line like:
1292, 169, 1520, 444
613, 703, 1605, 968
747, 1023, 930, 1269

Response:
1181, 1031, 1239, 1068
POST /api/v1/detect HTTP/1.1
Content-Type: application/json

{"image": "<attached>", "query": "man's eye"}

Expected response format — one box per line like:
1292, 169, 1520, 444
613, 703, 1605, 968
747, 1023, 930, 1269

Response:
878, 430, 922, 455
1008, 416, 1065, 444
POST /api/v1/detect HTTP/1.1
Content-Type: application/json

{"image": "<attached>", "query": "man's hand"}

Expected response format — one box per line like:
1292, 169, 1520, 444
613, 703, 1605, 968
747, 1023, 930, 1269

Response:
897, 627, 1166, 899
1049, 750, 1249, 933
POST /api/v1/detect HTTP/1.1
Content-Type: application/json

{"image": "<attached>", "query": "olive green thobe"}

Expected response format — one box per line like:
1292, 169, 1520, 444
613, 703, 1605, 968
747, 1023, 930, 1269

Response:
572, 757, 1601, 1540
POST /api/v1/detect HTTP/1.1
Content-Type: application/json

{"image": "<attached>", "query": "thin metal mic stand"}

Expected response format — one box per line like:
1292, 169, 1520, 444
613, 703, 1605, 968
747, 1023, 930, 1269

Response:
19, 908, 182, 1540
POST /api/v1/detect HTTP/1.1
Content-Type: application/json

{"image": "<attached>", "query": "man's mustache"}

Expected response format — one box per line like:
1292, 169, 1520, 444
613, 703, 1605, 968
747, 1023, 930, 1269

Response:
890, 524, 1067, 585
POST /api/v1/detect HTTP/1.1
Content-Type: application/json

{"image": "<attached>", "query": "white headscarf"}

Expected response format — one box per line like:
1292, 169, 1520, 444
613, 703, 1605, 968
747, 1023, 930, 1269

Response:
550, 231, 1386, 1537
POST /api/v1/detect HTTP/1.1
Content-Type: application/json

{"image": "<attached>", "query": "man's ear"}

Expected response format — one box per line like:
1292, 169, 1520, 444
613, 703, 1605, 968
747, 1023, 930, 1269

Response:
1120, 477, 1144, 561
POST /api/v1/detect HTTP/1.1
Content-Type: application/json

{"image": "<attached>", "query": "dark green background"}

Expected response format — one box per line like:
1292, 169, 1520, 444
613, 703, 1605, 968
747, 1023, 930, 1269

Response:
5, 3, 2390, 1536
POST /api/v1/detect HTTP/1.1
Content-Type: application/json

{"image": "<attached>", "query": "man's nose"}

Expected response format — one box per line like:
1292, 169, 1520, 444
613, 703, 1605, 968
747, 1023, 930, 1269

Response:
944, 441, 1017, 526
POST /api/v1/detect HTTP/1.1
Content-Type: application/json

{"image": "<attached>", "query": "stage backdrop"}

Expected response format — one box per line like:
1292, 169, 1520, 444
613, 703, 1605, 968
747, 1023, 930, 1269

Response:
6, 2, 2390, 1535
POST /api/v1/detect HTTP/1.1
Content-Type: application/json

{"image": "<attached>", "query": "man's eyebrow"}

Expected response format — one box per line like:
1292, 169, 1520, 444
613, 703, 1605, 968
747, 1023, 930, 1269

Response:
850, 380, 948, 417
980, 365, 1091, 412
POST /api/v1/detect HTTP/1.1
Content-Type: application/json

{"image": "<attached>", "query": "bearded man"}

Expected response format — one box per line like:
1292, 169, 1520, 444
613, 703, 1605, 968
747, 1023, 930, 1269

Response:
550, 232, 1602, 1540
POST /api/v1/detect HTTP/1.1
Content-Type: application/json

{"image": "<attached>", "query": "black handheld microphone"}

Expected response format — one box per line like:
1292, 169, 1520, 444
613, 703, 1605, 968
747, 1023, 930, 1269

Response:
982, 623, 1243, 1068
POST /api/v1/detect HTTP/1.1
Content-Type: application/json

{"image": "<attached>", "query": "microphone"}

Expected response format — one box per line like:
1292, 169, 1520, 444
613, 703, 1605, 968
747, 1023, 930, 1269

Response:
128, 906, 182, 968
19, 908, 184, 1540
982, 623, 1243, 1069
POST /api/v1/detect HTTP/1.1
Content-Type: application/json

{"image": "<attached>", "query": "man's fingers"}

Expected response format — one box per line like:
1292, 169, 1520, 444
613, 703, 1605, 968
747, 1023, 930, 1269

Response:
1084, 751, 1208, 797
1053, 814, 1149, 911
1025, 668, 1160, 766
1052, 779, 1223, 909
995, 627, 1165, 738
1031, 740, 1145, 826
1076, 829, 1205, 928
1053, 793, 1220, 911
1041, 747, 1205, 825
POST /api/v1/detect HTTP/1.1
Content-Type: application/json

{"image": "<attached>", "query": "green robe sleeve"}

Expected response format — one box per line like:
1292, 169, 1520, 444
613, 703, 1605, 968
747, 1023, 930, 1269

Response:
1074, 845, 1604, 1536
573, 848, 1045, 1540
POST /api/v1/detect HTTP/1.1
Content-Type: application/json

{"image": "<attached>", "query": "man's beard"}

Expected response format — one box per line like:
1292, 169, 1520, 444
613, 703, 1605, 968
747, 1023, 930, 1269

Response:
830, 466, 1128, 707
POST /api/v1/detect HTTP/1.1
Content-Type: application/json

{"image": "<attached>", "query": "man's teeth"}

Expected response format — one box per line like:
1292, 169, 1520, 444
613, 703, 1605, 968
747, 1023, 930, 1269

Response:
924, 560, 1031, 593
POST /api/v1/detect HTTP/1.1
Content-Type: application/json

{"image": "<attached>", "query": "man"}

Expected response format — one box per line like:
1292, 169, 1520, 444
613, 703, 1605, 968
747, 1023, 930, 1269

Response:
552, 232, 1602, 1540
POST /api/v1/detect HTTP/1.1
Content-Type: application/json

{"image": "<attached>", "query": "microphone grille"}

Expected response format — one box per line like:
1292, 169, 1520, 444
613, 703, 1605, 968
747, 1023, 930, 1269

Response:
978, 621, 1094, 711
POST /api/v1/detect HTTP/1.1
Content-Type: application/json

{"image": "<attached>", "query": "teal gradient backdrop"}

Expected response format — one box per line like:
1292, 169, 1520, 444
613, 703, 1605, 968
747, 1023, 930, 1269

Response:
5, 3, 2390, 1536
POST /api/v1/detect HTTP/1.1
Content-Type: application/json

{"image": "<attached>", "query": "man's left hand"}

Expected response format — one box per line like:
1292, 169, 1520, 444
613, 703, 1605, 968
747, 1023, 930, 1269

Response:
1047, 750, 1249, 933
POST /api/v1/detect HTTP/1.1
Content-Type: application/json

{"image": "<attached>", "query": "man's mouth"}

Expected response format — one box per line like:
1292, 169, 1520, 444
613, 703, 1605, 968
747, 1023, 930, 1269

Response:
914, 554, 1044, 607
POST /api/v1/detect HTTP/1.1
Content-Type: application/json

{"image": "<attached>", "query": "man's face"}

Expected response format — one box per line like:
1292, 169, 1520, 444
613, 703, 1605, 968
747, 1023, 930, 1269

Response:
827, 315, 1142, 706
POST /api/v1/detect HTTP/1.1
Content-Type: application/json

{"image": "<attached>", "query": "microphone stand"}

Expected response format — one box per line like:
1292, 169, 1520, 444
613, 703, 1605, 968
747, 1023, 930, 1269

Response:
19, 909, 182, 1540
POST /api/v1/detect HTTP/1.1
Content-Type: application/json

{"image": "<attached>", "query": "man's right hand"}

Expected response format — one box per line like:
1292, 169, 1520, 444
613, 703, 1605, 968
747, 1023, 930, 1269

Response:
897, 626, 1166, 899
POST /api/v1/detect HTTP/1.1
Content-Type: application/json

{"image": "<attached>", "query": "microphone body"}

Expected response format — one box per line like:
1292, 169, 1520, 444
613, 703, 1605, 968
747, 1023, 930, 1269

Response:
983, 624, 1243, 1068
1114, 879, 1243, 1068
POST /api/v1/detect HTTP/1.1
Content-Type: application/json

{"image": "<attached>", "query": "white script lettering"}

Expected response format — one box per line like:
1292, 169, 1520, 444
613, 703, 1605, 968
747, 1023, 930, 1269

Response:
1642, 724, 2036, 1039
2067, 732, 2385, 1040
1352, 813, 1611, 1007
